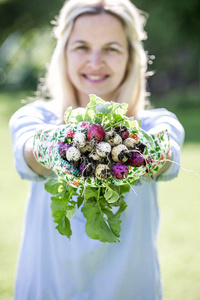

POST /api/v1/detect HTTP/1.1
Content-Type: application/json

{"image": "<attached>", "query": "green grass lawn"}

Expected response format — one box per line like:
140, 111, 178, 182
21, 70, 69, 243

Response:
0, 91, 200, 300
158, 144, 200, 300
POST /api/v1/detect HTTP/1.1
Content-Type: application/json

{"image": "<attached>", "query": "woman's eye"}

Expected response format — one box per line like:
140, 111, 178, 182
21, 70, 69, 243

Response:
105, 47, 119, 53
76, 45, 88, 51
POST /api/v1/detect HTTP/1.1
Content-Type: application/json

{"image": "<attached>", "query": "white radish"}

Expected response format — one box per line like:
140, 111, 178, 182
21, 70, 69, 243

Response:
96, 141, 111, 157
73, 132, 86, 148
66, 146, 81, 162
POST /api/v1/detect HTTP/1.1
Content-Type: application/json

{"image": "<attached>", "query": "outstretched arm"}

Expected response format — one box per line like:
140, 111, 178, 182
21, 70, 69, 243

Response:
139, 108, 185, 181
24, 136, 53, 176
9, 101, 58, 181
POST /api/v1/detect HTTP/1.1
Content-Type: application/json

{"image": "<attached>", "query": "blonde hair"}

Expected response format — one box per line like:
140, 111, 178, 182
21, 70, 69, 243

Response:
45, 0, 149, 117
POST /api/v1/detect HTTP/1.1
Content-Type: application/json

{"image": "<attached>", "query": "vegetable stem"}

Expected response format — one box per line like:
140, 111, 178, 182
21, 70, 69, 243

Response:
97, 186, 101, 202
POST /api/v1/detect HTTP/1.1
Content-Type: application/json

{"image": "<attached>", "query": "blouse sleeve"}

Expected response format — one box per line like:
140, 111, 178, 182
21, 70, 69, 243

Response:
139, 108, 185, 182
9, 101, 59, 182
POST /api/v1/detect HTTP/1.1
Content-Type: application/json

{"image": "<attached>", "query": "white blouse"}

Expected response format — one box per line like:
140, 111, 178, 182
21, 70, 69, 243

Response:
9, 100, 184, 300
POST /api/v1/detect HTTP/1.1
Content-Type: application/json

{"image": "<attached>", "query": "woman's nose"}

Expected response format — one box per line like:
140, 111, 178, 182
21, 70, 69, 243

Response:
88, 50, 104, 68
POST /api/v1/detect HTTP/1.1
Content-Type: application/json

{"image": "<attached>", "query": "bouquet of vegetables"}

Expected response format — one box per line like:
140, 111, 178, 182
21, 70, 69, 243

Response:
36, 94, 170, 243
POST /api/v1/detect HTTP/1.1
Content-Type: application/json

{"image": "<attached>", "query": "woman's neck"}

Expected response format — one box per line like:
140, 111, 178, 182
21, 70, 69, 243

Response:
77, 92, 91, 108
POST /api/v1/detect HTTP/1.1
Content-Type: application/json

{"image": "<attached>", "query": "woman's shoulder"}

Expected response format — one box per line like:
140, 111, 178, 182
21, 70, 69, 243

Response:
16, 99, 60, 115
137, 107, 184, 136
10, 99, 61, 124
137, 107, 179, 125
138, 107, 176, 119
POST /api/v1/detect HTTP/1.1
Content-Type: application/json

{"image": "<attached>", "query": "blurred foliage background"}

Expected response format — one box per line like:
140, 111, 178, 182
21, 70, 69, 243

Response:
0, 0, 200, 110
0, 0, 200, 300
0, 0, 200, 144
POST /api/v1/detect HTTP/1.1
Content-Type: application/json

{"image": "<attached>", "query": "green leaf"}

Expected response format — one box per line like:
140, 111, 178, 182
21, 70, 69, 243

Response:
111, 195, 125, 207
119, 184, 131, 194
104, 189, 113, 200
82, 200, 120, 243
107, 218, 121, 238
138, 119, 142, 127
88, 94, 98, 106
64, 106, 72, 123
85, 187, 99, 200
77, 194, 84, 208
66, 204, 76, 219
102, 209, 121, 237
45, 179, 61, 195
111, 103, 127, 117
99, 196, 108, 206
95, 102, 113, 114
52, 211, 65, 223
50, 197, 68, 212
75, 114, 84, 122
56, 215, 72, 238
115, 199, 128, 216
58, 182, 68, 193
125, 119, 138, 131
64, 106, 86, 124
93, 116, 102, 124
105, 187, 120, 203
47, 180, 79, 240
83, 110, 94, 123
113, 114, 124, 122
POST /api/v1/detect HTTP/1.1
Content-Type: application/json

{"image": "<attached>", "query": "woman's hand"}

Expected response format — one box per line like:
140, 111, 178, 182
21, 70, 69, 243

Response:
24, 137, 54, 176
29, 124, 78, 179
151, 149, 172, 177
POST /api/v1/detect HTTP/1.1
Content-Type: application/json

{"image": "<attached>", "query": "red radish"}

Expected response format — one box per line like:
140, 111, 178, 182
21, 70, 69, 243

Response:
128, 152, 145, 167
111, 162, 129, 179
87, 124, 105, 143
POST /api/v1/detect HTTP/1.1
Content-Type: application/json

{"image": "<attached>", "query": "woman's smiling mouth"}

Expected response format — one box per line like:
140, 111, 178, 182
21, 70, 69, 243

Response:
82, 74, 109, 83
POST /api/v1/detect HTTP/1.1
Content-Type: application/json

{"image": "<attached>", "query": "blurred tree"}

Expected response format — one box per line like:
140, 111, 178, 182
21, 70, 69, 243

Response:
0, 0, 63, 88
0, 0, 199, 94
134, 0, 200, 93
0, 0, 63, 43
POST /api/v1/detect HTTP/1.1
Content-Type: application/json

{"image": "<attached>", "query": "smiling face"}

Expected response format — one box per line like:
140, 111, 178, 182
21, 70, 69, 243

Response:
66, 13, 129, 106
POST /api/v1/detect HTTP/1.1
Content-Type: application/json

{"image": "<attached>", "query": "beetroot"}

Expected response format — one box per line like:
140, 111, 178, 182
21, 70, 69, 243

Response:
114, 126, 129, 140
87, 124, 105, 143
128, 152, 145, 167
111, 162, 129, 179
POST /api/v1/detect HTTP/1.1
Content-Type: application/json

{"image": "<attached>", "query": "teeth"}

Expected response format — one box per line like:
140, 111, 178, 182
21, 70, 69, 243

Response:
86, 75, 105, 80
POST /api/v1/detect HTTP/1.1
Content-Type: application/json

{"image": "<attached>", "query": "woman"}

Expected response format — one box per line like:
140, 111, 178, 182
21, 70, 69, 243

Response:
9, 0, 184, 299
